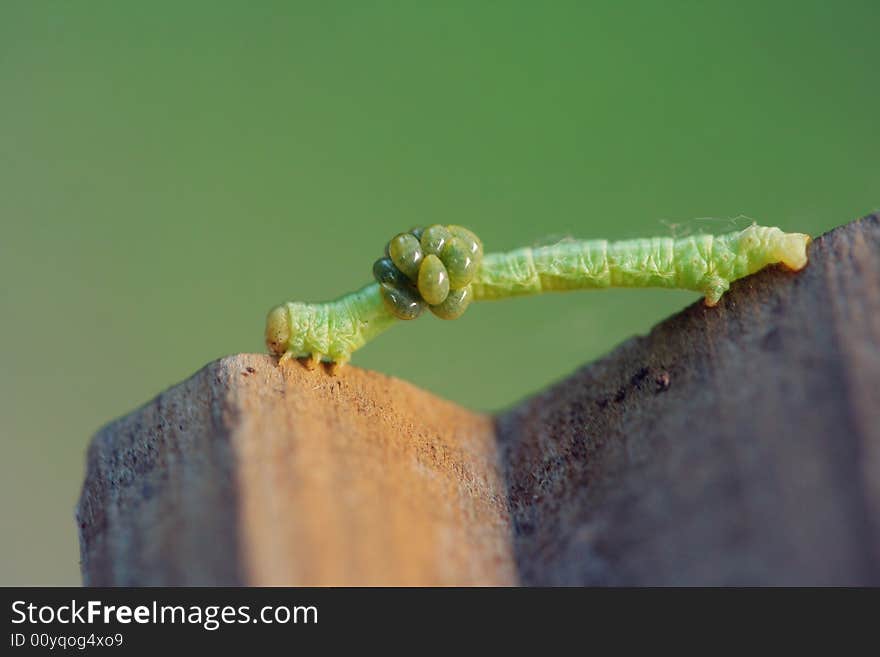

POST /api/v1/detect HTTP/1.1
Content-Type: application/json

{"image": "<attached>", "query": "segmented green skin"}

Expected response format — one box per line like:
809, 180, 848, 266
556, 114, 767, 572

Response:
472, 225, 808, 305
279, 283, 394, 363
271, 225, 809, 363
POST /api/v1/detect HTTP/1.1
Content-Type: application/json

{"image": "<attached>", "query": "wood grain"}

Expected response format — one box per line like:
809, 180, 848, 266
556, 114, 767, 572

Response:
498, 213, 880, 585
77, 214, 880, 585
77, 357, 514, 585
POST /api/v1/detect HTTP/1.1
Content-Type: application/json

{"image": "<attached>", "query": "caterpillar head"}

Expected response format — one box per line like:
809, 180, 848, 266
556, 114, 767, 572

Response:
265, 304, 291, 356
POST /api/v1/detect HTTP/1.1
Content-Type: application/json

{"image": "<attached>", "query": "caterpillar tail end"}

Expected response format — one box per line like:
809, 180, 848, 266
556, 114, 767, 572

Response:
776, 232, 812, 272
702, 231, 811, 307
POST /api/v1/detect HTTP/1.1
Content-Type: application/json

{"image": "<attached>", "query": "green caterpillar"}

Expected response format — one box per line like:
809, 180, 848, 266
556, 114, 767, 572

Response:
265, 224, 811, 371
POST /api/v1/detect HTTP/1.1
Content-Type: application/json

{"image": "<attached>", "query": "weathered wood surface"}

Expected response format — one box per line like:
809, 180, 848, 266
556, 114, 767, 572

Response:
499, 214, 880, 585
77, 361, 512, 585
78, 214, 880, 585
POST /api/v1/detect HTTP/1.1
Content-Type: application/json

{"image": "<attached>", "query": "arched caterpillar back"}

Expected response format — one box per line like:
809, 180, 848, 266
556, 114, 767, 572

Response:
266, 224, 810, 369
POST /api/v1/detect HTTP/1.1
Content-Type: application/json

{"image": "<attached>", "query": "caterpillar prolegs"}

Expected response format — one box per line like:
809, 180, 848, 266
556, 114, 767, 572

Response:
265, 224, 811, 370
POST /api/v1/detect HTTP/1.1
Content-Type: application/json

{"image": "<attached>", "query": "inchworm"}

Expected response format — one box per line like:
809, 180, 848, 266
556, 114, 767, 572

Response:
265, 224, 810, 371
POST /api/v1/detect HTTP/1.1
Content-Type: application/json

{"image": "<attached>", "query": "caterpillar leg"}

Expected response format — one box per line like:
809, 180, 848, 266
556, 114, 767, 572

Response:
303, 353, 323, 370
278, 351, 296, 366
327, 356, 349, 376
703, 278, 730, 307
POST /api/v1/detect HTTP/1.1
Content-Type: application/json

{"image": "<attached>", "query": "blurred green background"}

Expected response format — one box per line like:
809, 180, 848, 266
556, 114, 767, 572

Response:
1, 1, 877, 585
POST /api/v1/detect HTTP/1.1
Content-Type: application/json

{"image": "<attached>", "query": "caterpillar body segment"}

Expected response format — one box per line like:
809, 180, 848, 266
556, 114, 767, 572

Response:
266, 224, 811, 368
266, 283, 394, 370
471, 225, 811, 307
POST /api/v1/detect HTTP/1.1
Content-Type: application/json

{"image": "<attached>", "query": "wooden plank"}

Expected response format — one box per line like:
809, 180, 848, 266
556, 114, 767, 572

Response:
498, 213, 880, 585
78, 359, 515, 585
77, 214, 880, 585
